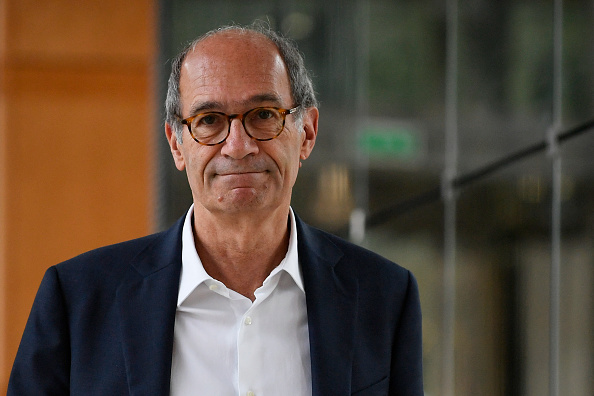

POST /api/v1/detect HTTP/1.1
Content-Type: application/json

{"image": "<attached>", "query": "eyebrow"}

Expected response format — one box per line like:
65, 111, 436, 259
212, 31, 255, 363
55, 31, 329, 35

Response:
187, 93, 284, 116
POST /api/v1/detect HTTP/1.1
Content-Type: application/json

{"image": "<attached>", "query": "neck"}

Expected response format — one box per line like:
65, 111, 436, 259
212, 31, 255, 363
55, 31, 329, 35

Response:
192, 205, 291, 301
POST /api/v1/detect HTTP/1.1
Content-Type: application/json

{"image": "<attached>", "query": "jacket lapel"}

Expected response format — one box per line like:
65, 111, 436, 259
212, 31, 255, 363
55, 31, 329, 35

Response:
116, 218, 184, 396
296, 217, 359, 396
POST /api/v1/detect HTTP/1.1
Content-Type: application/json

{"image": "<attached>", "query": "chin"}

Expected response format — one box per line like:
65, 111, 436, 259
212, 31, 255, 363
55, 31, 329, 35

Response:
215, 189, 271, 212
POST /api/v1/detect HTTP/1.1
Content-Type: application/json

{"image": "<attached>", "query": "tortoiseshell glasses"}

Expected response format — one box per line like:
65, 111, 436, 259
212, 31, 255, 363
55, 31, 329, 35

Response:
178, 106, 300, 146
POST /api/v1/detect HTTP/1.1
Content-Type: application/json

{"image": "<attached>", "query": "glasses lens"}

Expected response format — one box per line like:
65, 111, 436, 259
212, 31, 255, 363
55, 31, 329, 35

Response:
245, 108, 284, 140
191, 112, 228, 144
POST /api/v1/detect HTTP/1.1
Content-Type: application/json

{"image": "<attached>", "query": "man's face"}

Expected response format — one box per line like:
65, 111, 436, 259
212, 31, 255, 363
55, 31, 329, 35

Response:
166, 32, 317, 217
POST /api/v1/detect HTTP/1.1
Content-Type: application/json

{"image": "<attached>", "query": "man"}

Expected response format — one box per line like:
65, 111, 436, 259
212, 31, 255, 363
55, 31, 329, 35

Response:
9, 24, 423, 395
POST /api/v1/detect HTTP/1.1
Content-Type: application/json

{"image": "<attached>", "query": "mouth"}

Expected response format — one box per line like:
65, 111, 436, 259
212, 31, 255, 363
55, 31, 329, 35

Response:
214, 170, 268, 185
209, 158, 272, 181
217, 170, 265, 176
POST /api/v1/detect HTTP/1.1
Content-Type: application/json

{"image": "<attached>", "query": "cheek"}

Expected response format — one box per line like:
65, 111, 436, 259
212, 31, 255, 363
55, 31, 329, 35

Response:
182, 148, 213, 184
281, 147, 302, 182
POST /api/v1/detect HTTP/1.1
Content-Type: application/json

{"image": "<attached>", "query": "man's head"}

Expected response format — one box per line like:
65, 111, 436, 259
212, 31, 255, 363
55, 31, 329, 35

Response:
165, 23, 318, 143
164, 24, 318, 217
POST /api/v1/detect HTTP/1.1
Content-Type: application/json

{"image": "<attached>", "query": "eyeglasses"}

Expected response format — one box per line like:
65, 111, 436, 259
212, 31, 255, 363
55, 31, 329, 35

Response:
178, 106, 300, 146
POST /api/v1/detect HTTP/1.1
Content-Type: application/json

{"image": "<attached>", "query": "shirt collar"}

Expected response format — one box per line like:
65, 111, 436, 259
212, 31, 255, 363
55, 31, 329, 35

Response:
177, 205, 304, 307
177, 205, 211, 306
278, 207, 304, 293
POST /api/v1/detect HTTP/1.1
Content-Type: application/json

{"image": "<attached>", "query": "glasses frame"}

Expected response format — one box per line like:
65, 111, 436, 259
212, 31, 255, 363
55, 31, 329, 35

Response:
178, 106, 300, 146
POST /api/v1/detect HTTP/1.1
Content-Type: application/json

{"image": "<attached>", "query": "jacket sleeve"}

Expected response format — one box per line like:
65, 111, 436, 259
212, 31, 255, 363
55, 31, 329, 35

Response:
8, 266, 71, 395
389, 271, 424, 396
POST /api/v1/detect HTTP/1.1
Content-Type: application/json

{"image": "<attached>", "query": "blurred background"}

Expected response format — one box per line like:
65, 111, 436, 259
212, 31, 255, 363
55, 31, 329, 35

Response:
1, 0, 593, 394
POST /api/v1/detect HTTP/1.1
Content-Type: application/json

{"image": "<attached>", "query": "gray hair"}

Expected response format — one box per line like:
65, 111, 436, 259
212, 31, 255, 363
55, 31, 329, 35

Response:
165, 23, 318, 142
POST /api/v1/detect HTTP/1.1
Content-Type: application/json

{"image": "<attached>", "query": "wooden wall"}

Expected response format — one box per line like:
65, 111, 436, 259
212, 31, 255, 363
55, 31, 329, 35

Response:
0, 0, 157, 390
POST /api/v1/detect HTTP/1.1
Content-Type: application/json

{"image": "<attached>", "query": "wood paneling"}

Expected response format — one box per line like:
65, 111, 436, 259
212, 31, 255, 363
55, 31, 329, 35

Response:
0, 0, 156, 390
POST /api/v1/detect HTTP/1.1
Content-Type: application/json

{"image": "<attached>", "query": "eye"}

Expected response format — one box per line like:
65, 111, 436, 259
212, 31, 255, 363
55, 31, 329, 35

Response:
193, 113, 226, 130
255, 109, 274, 120
199, 114, 219, 125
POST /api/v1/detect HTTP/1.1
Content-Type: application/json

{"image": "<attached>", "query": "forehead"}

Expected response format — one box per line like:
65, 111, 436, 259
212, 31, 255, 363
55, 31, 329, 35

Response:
179, 32, 292, 111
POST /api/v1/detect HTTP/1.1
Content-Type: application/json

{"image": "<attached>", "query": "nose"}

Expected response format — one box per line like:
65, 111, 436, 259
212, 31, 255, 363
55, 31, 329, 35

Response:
219, 118, 259, 159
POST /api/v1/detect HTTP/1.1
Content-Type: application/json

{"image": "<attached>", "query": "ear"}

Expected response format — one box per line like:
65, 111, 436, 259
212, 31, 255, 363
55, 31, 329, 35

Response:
299, 107, 318, 160
165, 122, 186, 171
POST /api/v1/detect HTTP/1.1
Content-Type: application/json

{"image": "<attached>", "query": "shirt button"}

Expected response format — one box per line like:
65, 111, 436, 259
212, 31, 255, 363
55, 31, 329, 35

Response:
247, 392, 255, 396
244, 316, 252, 325
209, 284, 218, 291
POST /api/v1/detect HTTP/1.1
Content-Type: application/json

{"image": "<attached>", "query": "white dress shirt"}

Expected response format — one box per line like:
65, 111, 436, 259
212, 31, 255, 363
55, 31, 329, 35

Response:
170, 206, 312, 396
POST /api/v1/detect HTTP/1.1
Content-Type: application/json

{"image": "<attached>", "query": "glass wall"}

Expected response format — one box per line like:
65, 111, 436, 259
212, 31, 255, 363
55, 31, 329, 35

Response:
156, 1, 594, 394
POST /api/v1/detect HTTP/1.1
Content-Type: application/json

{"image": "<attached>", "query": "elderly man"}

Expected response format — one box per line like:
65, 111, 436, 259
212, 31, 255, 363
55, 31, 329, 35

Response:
9, 24, 423, 396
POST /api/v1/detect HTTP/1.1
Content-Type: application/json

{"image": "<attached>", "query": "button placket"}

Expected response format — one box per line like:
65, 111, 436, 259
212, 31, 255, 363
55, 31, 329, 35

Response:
238, 303, 260, 396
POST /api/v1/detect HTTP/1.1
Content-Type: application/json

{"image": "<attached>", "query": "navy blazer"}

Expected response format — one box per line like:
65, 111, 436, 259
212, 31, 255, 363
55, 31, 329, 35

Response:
8, 214, 423, 395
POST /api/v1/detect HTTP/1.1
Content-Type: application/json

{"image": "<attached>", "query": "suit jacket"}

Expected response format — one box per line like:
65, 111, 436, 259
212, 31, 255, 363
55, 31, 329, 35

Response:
8, 214, 423, 395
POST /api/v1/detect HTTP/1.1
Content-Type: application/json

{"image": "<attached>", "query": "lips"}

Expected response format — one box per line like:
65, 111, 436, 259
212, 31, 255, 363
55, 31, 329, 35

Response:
216, 170, 266, 176
211, 158, 271, 177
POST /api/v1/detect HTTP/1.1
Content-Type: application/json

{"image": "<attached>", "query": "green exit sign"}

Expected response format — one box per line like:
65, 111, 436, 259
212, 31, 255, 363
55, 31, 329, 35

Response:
359, 126, 420, 159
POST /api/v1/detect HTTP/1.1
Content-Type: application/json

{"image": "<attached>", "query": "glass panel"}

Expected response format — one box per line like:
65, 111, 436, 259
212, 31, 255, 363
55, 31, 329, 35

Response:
557, 2, 594, 395
158, 1, 594, 395
558, 131, 594, 396
556, 3, 594, 392
457, 0, 554, 174
456, 154, 551, 395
